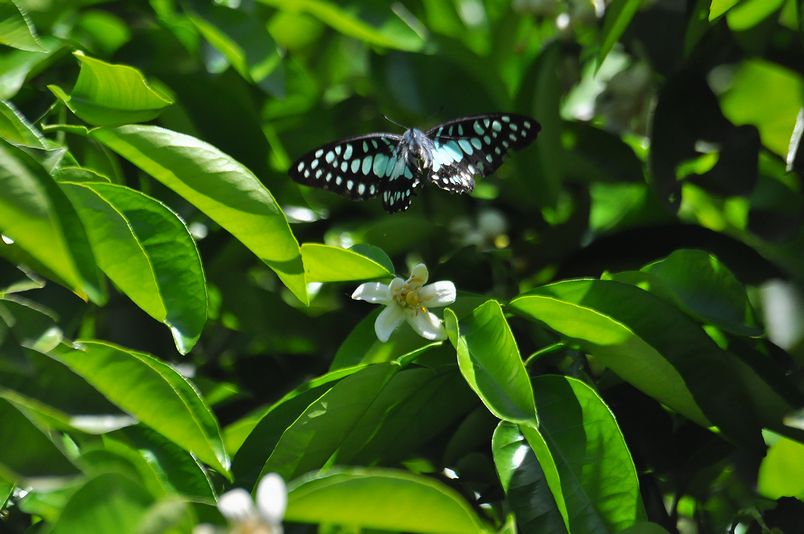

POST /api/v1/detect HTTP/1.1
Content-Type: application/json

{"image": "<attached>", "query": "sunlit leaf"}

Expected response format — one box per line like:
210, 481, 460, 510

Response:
91, 125, 307, 304
446, 301, 537, 425
51, 341, 230, 476
709, 0, 743, 20
0, 0, 45, 52
757, 433, 804, 499
286, 468, 488, 533
301, 243, 392, 282
0, 100, 45, 148
0, 36, 62, 99
720, 59, 804, 158
0, 139, 104, 303
597, 0, 643, 70
258, 0, 424, 52
61, 182, 207, 353
48, 52, 173, 127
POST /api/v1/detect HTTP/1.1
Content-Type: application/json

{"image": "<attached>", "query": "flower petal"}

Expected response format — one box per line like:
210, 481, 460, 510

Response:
388, 277, 405, 293
375, 304, 405, 342
418, 281, 456, 308
351, 282, 391, 304
256, 472, 287, 525
407, 263, 429, 288
217, 488, 257, 523
407, 309, 446, 340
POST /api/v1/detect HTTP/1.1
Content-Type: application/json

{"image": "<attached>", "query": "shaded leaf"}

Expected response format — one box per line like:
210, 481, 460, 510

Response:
0, 397, 79, 483
639, 248, 760, 336
511, 279, 792, 451
51, 473, 154, 534
531, 375, 645, 532
492, 421, 567, 533
186, 2, 281, 89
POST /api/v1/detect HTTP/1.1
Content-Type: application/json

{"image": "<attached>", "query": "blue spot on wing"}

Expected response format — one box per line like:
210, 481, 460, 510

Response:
289, 133, 401, 201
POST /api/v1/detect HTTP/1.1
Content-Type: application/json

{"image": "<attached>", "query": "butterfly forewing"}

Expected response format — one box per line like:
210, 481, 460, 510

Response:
289, 133, 401, 200
426, 113, 540, 193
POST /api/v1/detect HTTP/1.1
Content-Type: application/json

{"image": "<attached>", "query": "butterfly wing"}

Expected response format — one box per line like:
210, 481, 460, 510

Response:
426, 113, 540, 193
381, 150, 421, 213
289, 133, 401, 200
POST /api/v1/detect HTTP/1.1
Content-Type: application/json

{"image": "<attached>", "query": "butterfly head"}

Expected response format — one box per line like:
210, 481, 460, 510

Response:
402, 128, 434, 173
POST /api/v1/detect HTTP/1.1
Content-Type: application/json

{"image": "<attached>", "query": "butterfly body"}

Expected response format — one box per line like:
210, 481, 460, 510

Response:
289, 113, 540, 212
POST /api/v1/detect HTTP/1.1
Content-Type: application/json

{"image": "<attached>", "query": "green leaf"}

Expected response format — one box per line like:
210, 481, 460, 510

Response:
516, 42, 563, 207
492, 421, 568, 533
258, 0, 424, 52
0, 139, 104, 304
726, 0, 785, 30
348, 243, 395, 274
0, 36, 62, 99
446, 301, 537, 425
0, 100, 45, 148
637, 249, 760, 336
186, 2, 281, 88
597, 0, 643, 70
301, 243, 392, 282
50, 341, 230, 477
720, 59, 804, 158
48, 52, 173, 127
286, 468, 488, 533
331, 307, 441, 370
757, 433, 804, 499
0, 296, 62, 352
709, 0, 743, 20
0, 343, 131, 434
61, 182, 207, 353
51, 473, 154, 534
0, 0, 45, 52
52, 166, 111, 183
91, 125, 307, 304
511, 280, 791, 451
0, 397, 79, 483
531, 375, 645, 532
232, 365, 366, 486
106, 425, 216, 501
257, 363, 397, 481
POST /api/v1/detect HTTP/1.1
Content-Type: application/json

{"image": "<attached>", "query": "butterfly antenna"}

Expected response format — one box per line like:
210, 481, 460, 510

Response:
383, 115, 409, 131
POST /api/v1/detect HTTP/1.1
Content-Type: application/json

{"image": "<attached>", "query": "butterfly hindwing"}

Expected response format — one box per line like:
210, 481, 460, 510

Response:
381, 152, 420, 213
426, 113, 540, 193
289, 133, 401, 200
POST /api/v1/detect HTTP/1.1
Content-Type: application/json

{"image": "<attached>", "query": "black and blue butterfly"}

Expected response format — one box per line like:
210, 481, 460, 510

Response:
289, 113, 541, 213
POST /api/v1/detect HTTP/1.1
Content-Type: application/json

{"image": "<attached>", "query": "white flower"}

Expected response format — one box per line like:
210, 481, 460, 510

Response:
352, 263, 456, 342
195, 473, 286, 534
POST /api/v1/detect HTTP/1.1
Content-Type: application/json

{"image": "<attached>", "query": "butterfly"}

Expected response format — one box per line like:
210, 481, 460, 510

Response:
288, 113, 541, 213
